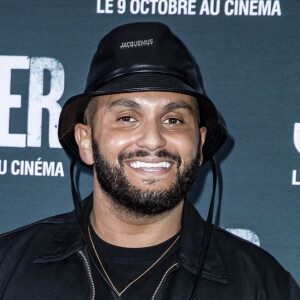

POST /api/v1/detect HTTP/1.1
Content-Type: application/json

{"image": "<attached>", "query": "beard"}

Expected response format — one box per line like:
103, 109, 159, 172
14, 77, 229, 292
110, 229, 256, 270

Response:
92, 139, 200, 217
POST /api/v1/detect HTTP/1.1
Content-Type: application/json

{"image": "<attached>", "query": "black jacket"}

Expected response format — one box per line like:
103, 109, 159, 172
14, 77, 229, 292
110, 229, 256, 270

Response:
0, 195, 299, 299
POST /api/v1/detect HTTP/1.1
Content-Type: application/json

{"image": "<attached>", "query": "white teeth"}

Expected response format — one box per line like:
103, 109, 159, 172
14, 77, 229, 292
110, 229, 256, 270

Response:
129, 161, 171, 169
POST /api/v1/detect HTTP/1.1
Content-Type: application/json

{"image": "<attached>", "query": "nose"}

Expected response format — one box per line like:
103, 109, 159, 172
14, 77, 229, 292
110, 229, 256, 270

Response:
136, 121, 167, 151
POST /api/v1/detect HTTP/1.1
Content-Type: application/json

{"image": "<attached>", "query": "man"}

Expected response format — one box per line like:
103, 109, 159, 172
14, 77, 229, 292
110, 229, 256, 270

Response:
0, 22, 299, 299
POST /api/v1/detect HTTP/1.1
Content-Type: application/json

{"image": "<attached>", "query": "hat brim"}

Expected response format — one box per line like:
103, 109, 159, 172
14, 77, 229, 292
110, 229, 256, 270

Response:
58, 73, 227, 165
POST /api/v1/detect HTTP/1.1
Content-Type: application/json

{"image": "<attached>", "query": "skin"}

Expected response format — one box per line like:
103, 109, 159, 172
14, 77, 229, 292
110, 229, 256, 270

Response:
75, 91, 206, 248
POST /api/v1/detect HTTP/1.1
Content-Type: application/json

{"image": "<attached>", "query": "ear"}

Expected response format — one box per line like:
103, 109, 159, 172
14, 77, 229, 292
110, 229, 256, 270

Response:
74, 123, 94, 166
199, 127, 207, 166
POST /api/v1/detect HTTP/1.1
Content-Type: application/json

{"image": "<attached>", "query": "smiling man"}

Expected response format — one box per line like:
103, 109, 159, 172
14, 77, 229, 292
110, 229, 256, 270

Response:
0, 22, 299, 300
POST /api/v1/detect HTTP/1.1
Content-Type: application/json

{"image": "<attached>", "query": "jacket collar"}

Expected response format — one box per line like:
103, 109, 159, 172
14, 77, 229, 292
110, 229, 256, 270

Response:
35, 195, 228, 284
178, 200, 228, 284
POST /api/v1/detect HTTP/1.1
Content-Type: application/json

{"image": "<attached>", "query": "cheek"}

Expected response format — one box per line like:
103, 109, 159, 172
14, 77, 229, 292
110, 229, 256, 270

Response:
168, 131, 199, 164
95, 128, 137, 163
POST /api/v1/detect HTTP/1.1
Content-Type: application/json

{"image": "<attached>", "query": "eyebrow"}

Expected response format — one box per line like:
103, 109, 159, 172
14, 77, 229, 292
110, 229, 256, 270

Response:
108, 99, 140, 109
163, 101, 193, 113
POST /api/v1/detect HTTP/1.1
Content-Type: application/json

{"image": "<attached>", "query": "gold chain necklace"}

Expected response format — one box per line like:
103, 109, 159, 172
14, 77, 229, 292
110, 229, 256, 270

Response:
88, 225, 180, 297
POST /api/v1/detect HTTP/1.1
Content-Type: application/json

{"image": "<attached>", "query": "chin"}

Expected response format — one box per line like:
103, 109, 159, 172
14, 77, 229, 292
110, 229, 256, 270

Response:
134, 177, 176, 189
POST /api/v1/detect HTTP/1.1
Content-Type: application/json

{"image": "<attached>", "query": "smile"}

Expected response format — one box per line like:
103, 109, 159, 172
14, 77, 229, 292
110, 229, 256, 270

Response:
128, 161, 171, 170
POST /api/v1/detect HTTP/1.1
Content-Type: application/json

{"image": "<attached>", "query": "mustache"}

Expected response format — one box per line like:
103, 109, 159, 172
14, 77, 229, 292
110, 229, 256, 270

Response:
118, 150, 182, 166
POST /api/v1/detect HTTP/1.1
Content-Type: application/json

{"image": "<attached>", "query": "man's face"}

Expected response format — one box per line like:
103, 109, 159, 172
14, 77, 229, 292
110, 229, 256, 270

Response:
89, 91, 206, 216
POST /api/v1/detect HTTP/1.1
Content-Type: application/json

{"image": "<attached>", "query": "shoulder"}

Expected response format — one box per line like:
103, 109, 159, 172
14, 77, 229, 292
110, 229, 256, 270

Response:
0, 194, 92, 265
184, 201, 299, 296
0, 211, 72, 263
211, 225, 283, 271
185, 200, 288, 276
0, 206, 91, 299
210, 226, 300, 297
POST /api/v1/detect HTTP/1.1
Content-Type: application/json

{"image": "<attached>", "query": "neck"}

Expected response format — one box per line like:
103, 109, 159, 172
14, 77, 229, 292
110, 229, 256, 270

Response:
90, 185, 183, 248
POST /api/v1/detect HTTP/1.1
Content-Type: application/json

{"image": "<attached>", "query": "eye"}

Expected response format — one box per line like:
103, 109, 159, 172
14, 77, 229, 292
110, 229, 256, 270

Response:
118, 116, 136, 122
163, 118, 182, 125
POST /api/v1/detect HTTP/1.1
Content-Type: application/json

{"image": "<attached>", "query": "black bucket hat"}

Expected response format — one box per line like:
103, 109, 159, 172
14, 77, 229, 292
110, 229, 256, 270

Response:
58, 22, 227, 164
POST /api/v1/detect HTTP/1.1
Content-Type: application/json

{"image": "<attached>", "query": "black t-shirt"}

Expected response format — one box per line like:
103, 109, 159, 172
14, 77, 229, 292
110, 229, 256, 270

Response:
89, 225, 180, 300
